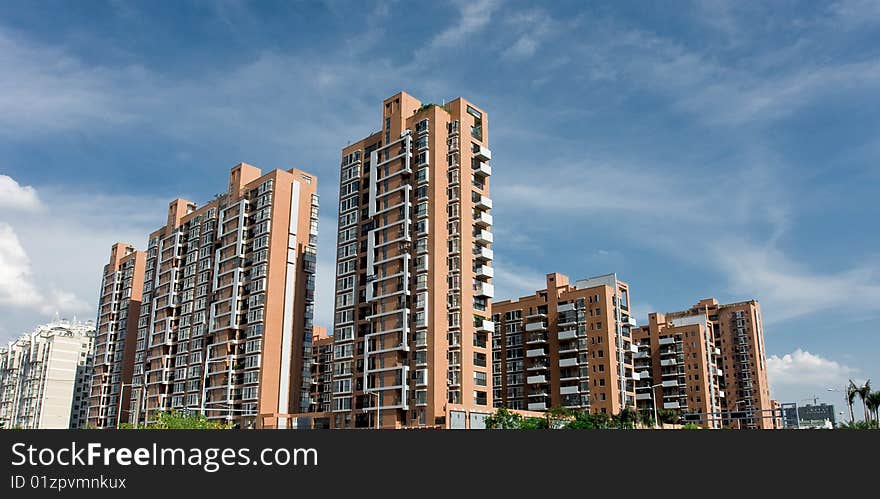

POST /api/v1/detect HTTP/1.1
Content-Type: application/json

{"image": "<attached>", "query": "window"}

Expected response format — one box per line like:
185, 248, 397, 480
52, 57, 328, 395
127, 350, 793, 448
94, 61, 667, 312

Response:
414, 369, 428, 386
333, 379, 352, 393
333, 397, 352, 411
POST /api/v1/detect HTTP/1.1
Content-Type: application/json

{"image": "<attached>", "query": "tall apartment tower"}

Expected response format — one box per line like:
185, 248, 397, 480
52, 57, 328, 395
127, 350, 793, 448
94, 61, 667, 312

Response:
636, 298, 772, 429
632, 312, 724, 428
87, 242, 146, 428
0, 319, 96, 429
308, 326, 332, 414
129, 163, 319, 429
330, 92, 494, 429
492, 273, 638, 414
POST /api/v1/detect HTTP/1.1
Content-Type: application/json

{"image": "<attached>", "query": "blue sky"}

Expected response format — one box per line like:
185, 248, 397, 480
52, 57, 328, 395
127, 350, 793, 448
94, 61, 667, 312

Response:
0, 0, 877, 413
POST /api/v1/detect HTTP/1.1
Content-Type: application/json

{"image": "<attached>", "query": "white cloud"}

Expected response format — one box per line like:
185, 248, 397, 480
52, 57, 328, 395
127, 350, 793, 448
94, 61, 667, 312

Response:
0, 223, 45, 309
767, 349, 858, 403
0, 175, 43, 212
0, 177, 167, 340
0, 220, 89, 322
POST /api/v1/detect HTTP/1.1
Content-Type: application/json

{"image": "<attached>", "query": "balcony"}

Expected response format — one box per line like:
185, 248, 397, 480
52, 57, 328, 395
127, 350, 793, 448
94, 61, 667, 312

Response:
525, 322, 547, 332
636, 392, 653, 401
473, 282, 494, 298
557, 302, 576, 313
658, 337, 677, 346
474, 211, 493, 227
558, 329, 578, 341
476, 320, 495, 333
526, 334, 548, 345
526, 348, 548, 358
528, 402, 547, 411
559, 385, 579, 395
663, 402, 681, 410
660, 358, 678, 367
473, 160, 492, 177
662, 380, 679, 388
474, 246, 494, 261
474, 195, 493, 210
713, 347, 721, 356
474, 229, 493, 244
559, 357, 579, 368
527, 375, 547, 384
473, 144, 492, 161
474, 265, 494, 279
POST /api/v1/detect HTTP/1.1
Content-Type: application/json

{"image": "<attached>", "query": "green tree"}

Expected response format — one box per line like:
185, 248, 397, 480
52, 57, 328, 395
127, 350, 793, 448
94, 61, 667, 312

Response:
520, 417, 549, 429
485, 407, 524, 429
856, 379, 872, 423
545, 407, 575, 429
681, 423, 702, 430
846, 380, 858, 424
146, 410, 231, 430
566, 411, 613, 429
658, 409, 679, 425
639, 409, 655, 428
866, 391, 880, 424
838, 419, 879, 430
616, 406, 638, 429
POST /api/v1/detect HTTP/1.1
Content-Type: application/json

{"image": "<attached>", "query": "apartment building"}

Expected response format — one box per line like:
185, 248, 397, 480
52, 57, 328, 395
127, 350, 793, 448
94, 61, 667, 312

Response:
492, 273, 638, 415
87, 242, 146, 428
637, 298, 772, 429
631, 312, 724, 428
308, 326, 332, 413
330, 91, 494, 429
0, 319, 96, 429
126, 163, 319, 429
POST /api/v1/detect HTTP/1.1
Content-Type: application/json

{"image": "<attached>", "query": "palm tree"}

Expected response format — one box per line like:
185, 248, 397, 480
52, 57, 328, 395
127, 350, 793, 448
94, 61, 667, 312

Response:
846, 380, 859, 423
866, 391, 880, 424
856, 379, 872, 423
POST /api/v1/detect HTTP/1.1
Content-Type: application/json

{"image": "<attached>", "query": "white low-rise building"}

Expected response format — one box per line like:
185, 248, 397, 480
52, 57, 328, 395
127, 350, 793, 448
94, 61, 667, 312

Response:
0, 318, 95, 429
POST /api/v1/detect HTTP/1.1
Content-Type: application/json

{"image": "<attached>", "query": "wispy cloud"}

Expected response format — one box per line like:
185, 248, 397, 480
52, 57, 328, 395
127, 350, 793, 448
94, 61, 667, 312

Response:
492, 258, 546, 303
500, 8, 579, 61
711, 240, 880, 324
427, 0, 501, 50
0, 28, 142, 137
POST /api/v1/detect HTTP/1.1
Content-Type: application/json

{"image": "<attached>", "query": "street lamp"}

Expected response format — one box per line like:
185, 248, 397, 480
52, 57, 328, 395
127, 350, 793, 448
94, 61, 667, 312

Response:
365, 390, 380, 429
734, 400, 751, 430
636, 383, 662, 428
827, 387, 851, 423
116, 383, 141, 429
